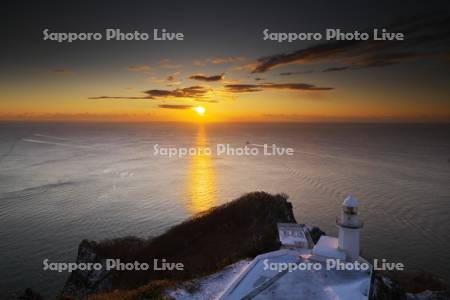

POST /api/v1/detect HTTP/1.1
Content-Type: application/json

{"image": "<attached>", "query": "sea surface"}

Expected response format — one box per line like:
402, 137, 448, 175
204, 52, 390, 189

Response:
0, 122, 449, 298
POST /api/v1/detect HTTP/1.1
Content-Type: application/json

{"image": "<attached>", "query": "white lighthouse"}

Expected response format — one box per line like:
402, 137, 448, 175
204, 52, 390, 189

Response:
336, 195, 363, 261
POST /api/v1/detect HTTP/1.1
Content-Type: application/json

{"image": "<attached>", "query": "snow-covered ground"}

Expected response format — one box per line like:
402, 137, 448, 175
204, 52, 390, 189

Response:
219, 249, 371, 300
168, 222, 371, 300
166, 260, 251, 300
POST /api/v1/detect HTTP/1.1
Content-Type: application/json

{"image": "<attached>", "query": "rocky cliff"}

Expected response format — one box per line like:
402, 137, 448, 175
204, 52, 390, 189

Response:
61, 191, 297, 299
370, 271, 449, 300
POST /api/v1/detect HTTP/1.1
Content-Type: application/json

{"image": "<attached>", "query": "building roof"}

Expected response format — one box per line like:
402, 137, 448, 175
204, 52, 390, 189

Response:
219, 249, 371, 300
312, 236, 347, 260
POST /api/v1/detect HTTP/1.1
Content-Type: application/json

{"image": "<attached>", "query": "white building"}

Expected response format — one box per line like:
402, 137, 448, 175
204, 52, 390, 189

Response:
219, 195, 371, 300
313, 195, 364, 261
277, 223, 311, 249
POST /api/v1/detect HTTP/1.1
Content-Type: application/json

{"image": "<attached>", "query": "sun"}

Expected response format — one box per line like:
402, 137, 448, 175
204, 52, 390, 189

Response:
194, 106, 206, 116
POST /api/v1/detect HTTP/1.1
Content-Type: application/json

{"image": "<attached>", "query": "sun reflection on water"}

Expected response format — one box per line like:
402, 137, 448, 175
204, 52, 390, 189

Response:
187, 125, 217, 213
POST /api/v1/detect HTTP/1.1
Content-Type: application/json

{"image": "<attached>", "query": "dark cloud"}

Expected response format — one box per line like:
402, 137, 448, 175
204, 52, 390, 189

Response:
225, 84, 263, 93
263, 83, 333, 91
172, 85, 210, 97
252, 12, 450, 73
145, 90, 174, 97
89, 96, 153, 100
322, 66, 349, 72
189, 74, 224, 82
158, 104, 194, 109
165, 72, 181, 86
354, 52, 420, 68
90, 86, 210, 100
225, 83, 333, 93
279, 70, 314, 76
253, 39, 363, 73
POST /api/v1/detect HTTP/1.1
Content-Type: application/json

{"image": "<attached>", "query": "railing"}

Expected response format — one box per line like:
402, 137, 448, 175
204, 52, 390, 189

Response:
336, 217, 363, 228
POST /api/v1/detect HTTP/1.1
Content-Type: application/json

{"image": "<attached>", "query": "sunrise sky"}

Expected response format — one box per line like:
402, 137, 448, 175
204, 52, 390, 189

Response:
1, 1, 449, 122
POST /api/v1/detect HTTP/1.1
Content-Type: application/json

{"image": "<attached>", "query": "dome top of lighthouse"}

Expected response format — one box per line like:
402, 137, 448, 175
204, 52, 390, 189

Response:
343, 195, 358, 208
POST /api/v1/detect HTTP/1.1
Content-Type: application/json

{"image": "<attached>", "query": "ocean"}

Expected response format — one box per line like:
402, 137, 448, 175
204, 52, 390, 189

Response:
0, 122, 449, 298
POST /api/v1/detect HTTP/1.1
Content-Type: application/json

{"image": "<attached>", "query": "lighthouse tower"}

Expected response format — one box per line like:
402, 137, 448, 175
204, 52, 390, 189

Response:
337, 195, 363, 261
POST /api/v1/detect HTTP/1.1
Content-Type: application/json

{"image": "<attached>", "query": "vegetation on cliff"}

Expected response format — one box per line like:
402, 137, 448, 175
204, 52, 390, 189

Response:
62, 191, 296, 299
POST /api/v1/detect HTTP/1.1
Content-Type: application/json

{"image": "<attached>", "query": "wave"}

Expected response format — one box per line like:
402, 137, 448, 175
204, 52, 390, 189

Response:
34, 134, 68, 141
22, 138, 88, 148
0, 180, 77, 199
